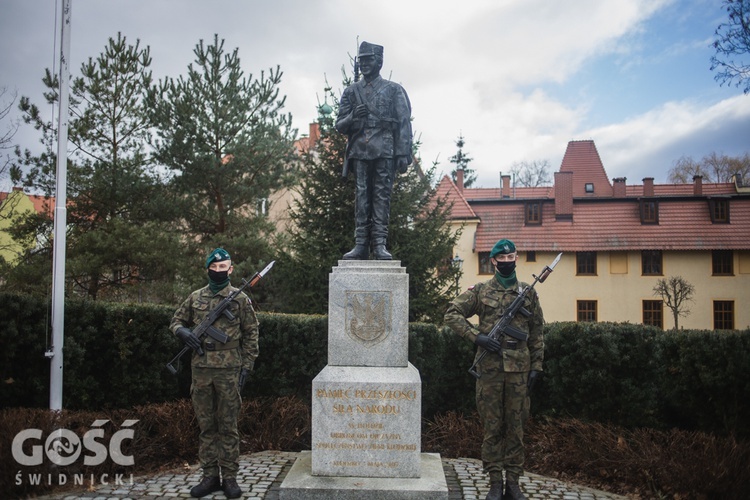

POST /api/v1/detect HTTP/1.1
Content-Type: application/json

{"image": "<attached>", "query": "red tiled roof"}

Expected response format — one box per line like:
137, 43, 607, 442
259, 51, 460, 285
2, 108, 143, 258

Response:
472, 198, 750, 252
435, 175, 478, 219
464, 186, 553, 201
625, 183, 736, 197
29, 194, 55, 217
446, 139, 750, 253
551, 140, 612, 198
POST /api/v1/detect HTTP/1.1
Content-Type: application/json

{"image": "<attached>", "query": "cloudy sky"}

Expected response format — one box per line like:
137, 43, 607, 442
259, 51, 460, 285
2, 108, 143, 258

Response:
1, 0, 749, 188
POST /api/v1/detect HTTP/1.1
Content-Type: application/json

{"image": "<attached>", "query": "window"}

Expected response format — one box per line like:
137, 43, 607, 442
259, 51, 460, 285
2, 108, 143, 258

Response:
643, 300, 663, 329
525, 202, 542, 225
526, 251, 536, 263
585, 183, 594, 193
640, 200, 659, 224
257, 198, 268, 216
641, 250, 663, 276
577, 300, 597, 322
710, 199, 730, 223
478, 252, 493, 275
576, 252, 597, 275
712, 250, 734, 275
713, 301, 735, 330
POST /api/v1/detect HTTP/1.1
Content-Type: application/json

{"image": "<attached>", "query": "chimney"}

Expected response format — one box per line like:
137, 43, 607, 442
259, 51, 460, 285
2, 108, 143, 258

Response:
309, 122, 320, 145
613, 177, 627, 198
501, 174, 511, 198
554, 171, 573, 220
643, 177, 654, 197
693, 175, 703, 196
456, 169, 464, 193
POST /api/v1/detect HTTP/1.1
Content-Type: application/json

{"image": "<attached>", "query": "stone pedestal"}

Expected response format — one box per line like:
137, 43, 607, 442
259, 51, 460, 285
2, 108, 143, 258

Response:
280, 261, 448, 499
311, 364, 421, 477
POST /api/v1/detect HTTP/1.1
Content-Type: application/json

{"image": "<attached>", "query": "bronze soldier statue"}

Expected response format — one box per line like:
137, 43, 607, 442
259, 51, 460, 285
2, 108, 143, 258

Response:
336, 41, 413, 260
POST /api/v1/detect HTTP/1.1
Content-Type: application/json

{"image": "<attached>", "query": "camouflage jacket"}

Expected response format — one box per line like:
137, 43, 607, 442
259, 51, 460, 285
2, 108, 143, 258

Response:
336, 75, 412, 162
170, 285, 259, 370
444, 277, 544, 373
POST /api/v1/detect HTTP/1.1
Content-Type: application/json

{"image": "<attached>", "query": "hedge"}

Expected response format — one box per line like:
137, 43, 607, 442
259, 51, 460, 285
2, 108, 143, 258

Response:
1, 293, 748, 437
0, 293, 475, 418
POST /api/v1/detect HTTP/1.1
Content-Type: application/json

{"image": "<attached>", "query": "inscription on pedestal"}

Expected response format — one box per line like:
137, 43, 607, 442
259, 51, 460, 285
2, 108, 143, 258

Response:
312, 365, 421, 478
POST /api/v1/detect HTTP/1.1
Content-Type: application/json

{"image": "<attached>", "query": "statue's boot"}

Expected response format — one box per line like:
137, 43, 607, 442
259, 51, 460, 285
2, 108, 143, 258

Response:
343, 243, 369, 260
371, 239, 392, 260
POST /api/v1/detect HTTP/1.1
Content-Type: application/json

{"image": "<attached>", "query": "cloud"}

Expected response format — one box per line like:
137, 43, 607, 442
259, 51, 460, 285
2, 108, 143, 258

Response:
2, 0, 745, 191
585, 95, 750, 181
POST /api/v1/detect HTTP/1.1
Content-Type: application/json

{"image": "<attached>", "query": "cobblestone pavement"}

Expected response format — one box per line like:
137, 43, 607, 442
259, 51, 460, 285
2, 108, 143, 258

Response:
43, 450, 628, 499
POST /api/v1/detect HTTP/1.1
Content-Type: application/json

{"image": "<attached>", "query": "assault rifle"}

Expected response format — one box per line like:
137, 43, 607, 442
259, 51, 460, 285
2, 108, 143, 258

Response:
166, 260, 275, 375
468, 253, 562, 379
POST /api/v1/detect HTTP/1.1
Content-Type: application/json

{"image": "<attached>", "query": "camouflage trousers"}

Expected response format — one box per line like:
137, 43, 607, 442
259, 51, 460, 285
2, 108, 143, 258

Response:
191, 366, 242, 479
475, 361, 530, 483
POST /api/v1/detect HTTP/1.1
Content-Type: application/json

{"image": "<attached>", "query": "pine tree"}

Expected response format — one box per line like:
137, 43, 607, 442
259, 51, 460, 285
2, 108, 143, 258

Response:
267, 88, 354, 315
149, 35, 297, 285
8, 34, 180, 301
449, 133, 477, 188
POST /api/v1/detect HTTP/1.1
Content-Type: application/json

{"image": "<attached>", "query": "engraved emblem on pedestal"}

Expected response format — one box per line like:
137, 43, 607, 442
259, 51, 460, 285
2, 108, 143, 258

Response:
346, 291, 391, 346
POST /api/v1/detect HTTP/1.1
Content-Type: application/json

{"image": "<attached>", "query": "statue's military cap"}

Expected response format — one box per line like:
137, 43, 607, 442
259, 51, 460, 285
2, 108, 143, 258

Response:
358, 41, 383, 58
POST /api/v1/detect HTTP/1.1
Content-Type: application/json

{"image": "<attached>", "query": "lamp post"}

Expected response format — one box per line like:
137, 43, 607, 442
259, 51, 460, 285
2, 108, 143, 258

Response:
451, 254, 464, 291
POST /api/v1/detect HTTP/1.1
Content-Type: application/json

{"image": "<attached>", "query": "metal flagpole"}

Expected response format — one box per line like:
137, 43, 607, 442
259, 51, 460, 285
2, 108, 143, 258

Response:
47, 0, 72, 411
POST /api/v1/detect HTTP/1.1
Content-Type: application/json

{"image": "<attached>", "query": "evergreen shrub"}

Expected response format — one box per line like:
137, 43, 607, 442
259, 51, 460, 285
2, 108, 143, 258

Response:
534, 322, 662, 429
1, 292, 749, 437
657, 329, 750, 436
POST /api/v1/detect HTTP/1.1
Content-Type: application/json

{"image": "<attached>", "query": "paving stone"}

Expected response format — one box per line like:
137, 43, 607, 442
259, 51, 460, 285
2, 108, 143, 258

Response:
34, 451, 628, 499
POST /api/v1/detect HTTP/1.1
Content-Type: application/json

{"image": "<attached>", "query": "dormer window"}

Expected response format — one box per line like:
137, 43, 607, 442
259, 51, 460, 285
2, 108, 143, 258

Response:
640, 200, 659, 224
585, 183, 594, 193
525, 202, 542, 225
710, 199, 730, 223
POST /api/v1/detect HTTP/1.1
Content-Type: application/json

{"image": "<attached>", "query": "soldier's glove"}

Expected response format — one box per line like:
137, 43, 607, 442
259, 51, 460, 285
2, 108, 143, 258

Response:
474, 334, 502, 353
527, 370, 542, 394
176, 327, 204, 355
238, 367, 251, 392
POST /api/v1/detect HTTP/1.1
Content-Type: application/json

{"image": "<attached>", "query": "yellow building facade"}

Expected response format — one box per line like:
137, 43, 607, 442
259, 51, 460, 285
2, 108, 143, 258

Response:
0, 188, 49, 265
440, 140, 750, 330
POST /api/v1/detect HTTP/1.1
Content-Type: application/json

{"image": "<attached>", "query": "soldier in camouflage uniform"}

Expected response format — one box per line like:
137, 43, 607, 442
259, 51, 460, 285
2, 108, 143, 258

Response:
171, 248, 259, 499
444, 239, 544, 500
336, 40, 413, 260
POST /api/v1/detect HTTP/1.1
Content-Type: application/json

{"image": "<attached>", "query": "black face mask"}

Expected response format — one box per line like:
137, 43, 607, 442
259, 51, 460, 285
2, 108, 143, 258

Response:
207, 269, 229, 283
495, 261, 516, 276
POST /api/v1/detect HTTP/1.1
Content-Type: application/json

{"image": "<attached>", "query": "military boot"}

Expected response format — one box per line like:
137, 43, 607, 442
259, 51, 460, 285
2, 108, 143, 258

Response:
485, 481, 503, 500
343, 243, 369, 260
190, 476, 221, 497
371, 240, 392, 260
222, 477, 242, 499
504, 479, 526, 500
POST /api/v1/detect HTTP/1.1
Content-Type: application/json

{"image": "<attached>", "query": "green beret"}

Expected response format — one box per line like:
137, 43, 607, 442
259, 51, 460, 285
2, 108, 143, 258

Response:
205, 248, 231, 268
490, 239, 516, 258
